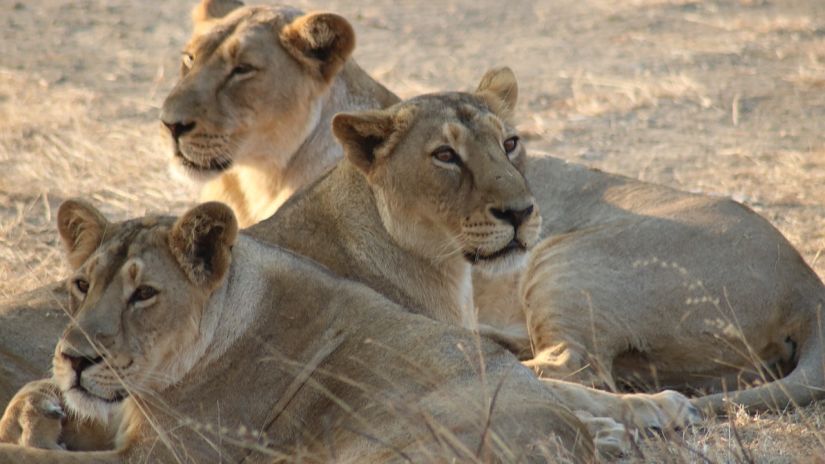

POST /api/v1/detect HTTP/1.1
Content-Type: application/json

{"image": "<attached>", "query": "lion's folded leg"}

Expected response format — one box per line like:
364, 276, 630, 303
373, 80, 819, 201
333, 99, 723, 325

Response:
0, 379, 65, 450
524, 339, 616, 390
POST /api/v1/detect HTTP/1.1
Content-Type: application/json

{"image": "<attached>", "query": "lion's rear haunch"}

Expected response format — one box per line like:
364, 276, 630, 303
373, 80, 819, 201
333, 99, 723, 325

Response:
692, 295, 825, 414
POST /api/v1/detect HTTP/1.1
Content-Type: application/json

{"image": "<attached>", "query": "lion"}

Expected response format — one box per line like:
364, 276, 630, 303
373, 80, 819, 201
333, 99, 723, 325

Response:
510, 159, 825, 413
0, 200, 597, 463
160, 0, 398, 227
245, 68, 701, 436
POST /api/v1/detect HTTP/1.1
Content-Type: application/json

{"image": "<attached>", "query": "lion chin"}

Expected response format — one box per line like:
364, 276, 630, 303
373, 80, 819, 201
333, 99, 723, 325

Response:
63, 387, 125, 423
168, 148, 231, 184
465, 242, 530, 277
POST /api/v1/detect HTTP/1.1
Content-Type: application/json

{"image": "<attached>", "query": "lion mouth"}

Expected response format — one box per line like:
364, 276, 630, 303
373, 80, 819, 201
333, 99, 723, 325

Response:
464, 239, 527, 264
70, 385, 128, 404
174, 147, 233, 173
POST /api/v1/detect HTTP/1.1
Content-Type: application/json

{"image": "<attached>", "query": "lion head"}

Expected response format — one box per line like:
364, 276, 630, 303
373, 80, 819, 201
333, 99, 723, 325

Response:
51, 200, 237, 420
160, 0, 355, 181
332, 67, 541, 276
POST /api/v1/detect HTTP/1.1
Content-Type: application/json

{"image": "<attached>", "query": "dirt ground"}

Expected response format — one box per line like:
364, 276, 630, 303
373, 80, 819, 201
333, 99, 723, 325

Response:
1, 0, 824, 462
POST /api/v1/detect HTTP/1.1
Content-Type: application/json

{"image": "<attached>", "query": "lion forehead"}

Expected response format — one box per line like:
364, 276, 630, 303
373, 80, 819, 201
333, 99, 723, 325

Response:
81, 220, 174, 278
187, 6, 300, 60
405, 96, 507, 141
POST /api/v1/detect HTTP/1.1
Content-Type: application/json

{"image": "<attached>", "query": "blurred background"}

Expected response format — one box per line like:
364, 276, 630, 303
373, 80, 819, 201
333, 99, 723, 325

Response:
1, 0, 824, 460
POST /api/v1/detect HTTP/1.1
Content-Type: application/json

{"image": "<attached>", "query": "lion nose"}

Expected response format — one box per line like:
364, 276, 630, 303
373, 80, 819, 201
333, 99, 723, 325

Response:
162, 120, 196, 140
61, 352, 104, 376
490, 204, 534, 229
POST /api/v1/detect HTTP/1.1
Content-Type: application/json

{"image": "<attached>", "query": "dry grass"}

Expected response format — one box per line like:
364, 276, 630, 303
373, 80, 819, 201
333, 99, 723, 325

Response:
0, 70, 195, 300
559, 72, 710, 118
2, 0, 825, 461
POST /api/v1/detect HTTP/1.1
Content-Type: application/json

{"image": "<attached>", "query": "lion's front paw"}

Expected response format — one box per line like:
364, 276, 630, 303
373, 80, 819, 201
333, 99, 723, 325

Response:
622, 389, 703, 431
574, 411, 630, 459
0, 379, 66, 449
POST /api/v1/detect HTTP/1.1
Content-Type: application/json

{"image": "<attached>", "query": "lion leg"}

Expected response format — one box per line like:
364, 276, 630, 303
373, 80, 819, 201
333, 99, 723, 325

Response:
519, 256, 625, 389
523, 338, 616, 389
0, 444, 120, 464
540, 378, 703, 432
0, 379, 115, 452
0, 379, 65, 450
477, 324, 533, 359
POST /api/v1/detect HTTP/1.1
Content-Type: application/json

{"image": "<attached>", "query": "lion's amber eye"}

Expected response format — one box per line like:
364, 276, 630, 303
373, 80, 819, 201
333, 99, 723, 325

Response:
503, 136, 519, 155
432, 146, 460, 165
130, 286, 158, 305
182, 53, 194, 69
74, 279, 89, 295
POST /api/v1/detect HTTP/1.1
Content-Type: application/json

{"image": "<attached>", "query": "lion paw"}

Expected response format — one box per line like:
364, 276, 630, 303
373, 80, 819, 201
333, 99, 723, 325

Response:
650, 390, 704, 428
622, 389, 703, 431
0, 379, 66, 449
574, 411, 630, 458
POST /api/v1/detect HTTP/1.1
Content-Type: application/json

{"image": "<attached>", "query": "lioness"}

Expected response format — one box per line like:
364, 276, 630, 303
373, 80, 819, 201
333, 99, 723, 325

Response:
161, 0, 398, 227
241, 68, 700, 436
0, 200, 595, 462
513, 159, 825, 413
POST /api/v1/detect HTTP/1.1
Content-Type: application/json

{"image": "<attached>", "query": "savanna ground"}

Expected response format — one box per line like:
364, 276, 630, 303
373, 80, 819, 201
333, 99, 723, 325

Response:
1, 0, 824, 462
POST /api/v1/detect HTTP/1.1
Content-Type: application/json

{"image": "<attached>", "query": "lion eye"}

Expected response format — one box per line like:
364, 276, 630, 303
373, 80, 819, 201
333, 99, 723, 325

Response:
503, 136, 519, 155
432, 146, 461, 165
74, 279, 89, 295
230, 64, 255, 77
130, 286, 158, 305
181, 53, 194, 69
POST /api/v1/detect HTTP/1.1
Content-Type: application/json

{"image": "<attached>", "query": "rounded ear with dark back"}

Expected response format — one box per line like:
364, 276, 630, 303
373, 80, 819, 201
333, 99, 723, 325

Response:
332, 110, 396, 176
475, 66, 519, 122
169, 202, 239, 291
279, 12, 355, 82
57, 199, 111, 270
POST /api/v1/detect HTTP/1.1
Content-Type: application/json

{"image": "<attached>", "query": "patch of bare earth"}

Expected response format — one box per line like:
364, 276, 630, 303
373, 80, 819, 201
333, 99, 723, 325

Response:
1, 0, 823, 461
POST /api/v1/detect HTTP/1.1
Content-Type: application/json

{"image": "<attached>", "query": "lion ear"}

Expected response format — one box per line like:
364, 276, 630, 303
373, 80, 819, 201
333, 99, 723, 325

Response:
192, 0, 244, 26
57, 199, 111, 270
332, 110, 397, 176
279, 12, 355, 82
475, 66, 519, 121
169, 202, 238, 291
